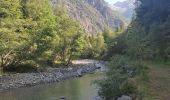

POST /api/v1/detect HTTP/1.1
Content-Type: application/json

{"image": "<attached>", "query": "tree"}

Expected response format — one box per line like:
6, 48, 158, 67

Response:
96, 55, 147, 99
0, 0, 31, 68
125, 0, 170, 60
0, 0, 60, 71
54, 6, 86, 64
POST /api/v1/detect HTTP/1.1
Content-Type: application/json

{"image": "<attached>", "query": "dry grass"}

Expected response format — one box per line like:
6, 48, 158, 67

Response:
145, 62, 170, 100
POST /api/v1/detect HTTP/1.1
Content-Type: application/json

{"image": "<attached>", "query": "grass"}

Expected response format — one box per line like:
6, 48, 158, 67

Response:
140, 61, 170, 100
137, 65, 152, 100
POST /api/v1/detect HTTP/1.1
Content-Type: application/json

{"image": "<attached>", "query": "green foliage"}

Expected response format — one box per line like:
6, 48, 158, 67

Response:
0, 0, 126, 72
24, 0, 58, 58
125, 0, 170, 60
104, 0, 170, 61
96, 55, 147, 99
97, 1, 170, 99
0, 0, 87, 72
89, 1, 170, 100
120, 79, 138, 95
53, 6, 86, 64
0, 0, 32, 68
81, 33, 106, 59
126, 24, 154, 59
3, 62, 38, 73
102, 28, 126, 59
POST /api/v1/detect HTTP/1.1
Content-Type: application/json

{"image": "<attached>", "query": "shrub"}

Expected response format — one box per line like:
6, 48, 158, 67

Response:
96, 55, 147, 100
120, 78, 138, 96
3, 61, 39, 73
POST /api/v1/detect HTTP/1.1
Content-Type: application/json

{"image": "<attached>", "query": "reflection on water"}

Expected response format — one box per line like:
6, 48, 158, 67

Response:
0, 72, 103, 100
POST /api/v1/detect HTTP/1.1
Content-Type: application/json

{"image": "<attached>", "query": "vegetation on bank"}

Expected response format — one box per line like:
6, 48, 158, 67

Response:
143, 62, 170, 100
1, 0, 170, 99
96, 55, 148, 99
0, 0, 122, 73
96, 0, 170, 99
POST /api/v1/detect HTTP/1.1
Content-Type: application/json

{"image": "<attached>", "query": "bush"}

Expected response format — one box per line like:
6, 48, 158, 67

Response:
120, 78, 138, 96
96, 55, 147, 100
3, 61, 39, 73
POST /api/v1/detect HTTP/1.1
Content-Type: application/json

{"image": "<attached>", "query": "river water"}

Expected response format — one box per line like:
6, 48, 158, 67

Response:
0, 72, 103, 100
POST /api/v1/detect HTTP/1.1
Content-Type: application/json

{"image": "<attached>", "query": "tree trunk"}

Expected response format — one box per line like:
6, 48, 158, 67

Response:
65, 49, 74, 66
66, 54, 72, 66
1, 57, 4, 67
1, 57, 4, 72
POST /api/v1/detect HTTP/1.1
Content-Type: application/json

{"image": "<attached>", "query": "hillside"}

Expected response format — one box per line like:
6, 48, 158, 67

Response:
50, 0, 124, 33
111, 0, 135, 22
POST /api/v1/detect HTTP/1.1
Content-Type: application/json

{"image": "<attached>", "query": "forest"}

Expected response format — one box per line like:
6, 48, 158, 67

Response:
0, 0, 110, 73
0, 0, 170, 100
96, 0, 170, 99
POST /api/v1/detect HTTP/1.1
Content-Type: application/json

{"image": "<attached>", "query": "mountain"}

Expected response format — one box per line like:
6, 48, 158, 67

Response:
50, 0, 124, 33
111, 0, 135, 21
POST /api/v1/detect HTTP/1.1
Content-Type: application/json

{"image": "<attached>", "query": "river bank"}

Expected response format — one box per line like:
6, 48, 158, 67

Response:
0, 60, 106, 92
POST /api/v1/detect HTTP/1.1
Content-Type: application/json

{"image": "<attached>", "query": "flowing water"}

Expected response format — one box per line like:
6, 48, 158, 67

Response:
0, 72, 103, 100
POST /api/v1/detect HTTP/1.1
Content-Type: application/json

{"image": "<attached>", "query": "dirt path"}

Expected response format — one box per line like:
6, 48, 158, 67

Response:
147, 65, 170, 100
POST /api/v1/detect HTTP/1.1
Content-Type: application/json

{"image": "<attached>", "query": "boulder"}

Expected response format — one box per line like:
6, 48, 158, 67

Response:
95, 63, 102, 69
95, 96, 103, 100
77, 69, 83, 77
117, 95, 132, 100
60, 96, 66, 99
168, 54, 170, 58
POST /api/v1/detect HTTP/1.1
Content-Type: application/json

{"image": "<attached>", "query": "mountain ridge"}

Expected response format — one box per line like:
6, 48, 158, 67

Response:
111, 0, 135, 21
50, 0, 124, 33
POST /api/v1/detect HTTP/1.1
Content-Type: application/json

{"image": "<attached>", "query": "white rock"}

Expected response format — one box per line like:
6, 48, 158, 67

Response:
117, 95, 132, 100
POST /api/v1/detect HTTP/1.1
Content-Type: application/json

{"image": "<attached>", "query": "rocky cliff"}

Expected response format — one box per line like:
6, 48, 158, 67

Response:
112, 0, 135, 20
50, 0, 124, 33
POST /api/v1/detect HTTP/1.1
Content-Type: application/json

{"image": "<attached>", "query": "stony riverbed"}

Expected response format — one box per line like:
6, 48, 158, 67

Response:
0, 60, 106, 92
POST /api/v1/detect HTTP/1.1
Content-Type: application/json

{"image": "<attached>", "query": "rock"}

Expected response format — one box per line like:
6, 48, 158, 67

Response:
117, 95, 132, 100
95, 63, 102, 69
60, 96, 66, 99
168, 54, 170, 58
67, 67, 73, 71
77, 69, 83, 77
50, 0, 123, 34
95, 96, 103, 100
0, 60, 106, 92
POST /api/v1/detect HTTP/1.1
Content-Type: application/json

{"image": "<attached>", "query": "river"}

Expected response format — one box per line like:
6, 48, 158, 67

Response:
0, 72, 103, 100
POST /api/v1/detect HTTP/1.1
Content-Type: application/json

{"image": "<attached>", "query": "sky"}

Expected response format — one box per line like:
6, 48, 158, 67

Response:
104, 0, 126, 4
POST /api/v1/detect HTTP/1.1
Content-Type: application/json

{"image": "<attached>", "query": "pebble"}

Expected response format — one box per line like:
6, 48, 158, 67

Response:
0, 61, 106, 92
